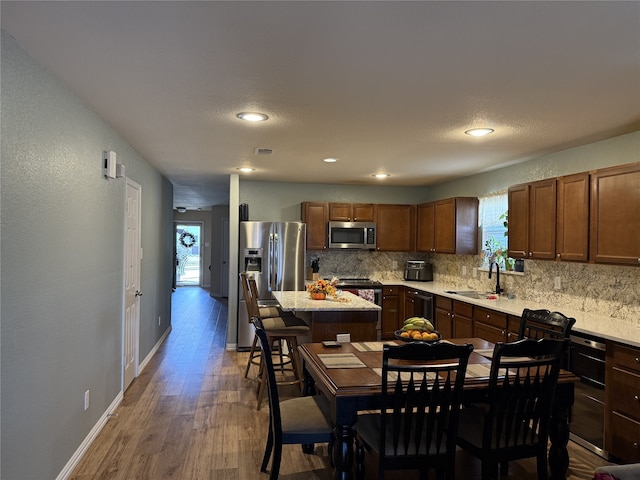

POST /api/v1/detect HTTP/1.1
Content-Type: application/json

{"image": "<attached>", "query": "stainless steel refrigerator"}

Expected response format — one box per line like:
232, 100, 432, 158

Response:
237, 221, 306, 350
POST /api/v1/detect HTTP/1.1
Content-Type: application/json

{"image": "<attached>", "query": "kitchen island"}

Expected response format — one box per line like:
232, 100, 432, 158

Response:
272, 290, 381, 342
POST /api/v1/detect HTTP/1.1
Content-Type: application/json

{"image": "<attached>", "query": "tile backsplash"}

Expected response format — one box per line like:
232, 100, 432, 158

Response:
306, 251, 640, 323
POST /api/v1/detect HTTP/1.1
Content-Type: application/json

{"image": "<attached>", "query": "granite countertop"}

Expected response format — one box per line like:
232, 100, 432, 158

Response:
384, 280, 640, 348
273, 290, 381, 312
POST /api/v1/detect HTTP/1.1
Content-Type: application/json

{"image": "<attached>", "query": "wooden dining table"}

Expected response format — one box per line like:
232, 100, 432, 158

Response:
298, 337, 577, 480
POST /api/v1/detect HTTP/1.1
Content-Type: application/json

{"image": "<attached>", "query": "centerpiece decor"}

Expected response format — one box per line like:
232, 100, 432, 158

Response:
306, 277, 339, 300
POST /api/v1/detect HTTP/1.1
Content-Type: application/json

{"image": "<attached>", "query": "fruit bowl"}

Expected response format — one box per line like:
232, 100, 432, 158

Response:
394, 329, 442, 343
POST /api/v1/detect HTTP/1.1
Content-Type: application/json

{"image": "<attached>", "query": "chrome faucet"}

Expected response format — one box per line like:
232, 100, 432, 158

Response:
489, 261, 503, 295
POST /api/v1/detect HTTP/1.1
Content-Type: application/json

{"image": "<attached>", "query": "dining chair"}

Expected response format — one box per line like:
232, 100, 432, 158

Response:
518, 308, 576, 341
455, 337, 570, 480
252, 317, 334, 480
354, 341, 474, 480
241, 273, 310, 409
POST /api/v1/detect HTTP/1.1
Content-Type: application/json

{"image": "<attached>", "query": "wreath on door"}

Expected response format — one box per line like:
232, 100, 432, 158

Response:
179, 232, 196, 248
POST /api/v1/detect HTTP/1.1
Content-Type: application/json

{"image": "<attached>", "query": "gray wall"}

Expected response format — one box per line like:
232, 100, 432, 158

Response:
1, 31, 174, 480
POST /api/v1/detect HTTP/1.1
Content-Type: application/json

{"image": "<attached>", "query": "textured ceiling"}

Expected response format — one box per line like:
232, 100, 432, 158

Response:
2, 1, 639, 209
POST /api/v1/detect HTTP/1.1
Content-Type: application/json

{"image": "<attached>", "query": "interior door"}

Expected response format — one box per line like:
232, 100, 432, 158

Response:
124, 179, 141, 390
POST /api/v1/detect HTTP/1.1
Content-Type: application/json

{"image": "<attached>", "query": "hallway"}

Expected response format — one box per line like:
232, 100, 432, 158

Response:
69, 286, 603, 479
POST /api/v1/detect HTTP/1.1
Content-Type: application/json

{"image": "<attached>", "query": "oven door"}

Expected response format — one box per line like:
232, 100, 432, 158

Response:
569, 334, 608, 458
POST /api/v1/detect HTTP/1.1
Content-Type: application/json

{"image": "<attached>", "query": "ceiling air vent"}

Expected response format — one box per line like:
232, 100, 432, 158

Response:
254, 148, 273, 156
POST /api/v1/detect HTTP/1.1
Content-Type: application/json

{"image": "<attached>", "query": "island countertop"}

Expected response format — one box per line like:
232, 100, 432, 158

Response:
272, 290, 381, 312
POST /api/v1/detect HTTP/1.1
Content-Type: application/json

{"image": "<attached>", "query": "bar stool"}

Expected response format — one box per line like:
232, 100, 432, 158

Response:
240, 273, 310, 409
240, 272, 292, 379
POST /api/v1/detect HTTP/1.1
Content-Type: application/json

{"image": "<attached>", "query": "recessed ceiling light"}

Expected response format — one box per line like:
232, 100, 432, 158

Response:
323, 158, 338, 163
373, 173, 390, 179
237, 167, 255, 173
465, 128, 495, 137
236, 112, 268, 122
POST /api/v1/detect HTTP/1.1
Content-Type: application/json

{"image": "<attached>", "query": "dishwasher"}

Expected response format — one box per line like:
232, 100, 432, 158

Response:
569, 332, 609, 459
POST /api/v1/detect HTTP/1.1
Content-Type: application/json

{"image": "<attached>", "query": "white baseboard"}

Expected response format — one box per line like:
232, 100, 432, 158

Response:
139, 325, 172, 373
55, 392, 123, 480
226, 342, 237, 351
56, 326, 172, 480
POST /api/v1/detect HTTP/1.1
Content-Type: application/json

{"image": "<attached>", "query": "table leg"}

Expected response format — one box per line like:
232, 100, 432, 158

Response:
548, 383, 574, 480
302, 364, 316, 396
332, 424, 354, 480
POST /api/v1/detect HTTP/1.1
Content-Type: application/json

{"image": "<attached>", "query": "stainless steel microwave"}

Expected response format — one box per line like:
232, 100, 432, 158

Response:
328, 221, 376, 250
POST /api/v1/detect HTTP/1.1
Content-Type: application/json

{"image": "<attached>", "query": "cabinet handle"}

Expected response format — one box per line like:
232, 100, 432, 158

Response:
635, 357, 640, 364
486, 314, 490, 319
557, 253, 561, 258
529, 252, 533, 257
634, 442, 639, 449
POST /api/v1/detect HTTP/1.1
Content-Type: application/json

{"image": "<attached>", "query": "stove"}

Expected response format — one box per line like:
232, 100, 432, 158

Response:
336, 278, 383, 288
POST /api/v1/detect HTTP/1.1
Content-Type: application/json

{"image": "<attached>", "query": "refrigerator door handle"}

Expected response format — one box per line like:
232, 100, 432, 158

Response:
271, 231, 279, 290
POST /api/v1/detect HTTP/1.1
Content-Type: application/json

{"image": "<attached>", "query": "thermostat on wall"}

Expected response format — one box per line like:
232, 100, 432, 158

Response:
104, 150, 117, 178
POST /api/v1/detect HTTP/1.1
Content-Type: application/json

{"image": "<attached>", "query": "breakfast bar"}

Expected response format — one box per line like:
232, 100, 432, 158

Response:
272, 290, 381, 342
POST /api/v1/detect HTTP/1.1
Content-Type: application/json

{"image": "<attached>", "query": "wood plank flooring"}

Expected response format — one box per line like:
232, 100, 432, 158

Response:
69, 286, 610, 480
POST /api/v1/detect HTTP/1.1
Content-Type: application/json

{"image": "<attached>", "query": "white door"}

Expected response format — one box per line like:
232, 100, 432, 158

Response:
221, 218, 229, 297
124, 179, 141, 390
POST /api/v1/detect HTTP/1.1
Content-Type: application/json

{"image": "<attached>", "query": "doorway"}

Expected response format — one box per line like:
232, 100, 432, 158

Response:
175, 223, 203, 286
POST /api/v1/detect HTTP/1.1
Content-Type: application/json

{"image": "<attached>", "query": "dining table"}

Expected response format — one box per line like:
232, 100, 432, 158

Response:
298, 337, 577, 480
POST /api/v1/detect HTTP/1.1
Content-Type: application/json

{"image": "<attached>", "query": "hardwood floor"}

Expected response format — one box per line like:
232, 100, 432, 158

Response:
69, 286, 608, 480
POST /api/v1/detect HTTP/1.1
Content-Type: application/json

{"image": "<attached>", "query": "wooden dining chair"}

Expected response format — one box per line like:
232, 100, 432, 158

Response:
455, 338, 570, 480
518, 308, 576, 341
354, 341, 474, 480
252, 317, 334, 480
241, 273, 310, 409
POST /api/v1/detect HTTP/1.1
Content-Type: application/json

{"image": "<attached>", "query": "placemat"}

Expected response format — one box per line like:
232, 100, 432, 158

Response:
317, 353, 367, 368
352, 341, 398, 352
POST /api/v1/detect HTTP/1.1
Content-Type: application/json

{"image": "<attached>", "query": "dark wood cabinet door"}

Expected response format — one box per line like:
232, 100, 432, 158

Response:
556, 173, 590, 262
435, 308, 453, 339
529, 179, 557, 259
416, 202, 435, 252
590, 163, 640, 265
434, 198, 456, 253
381, 286, 403, 339
376, 204, 416, 251
352, 203, 376, 222
301, 202, 328, 250
508, 184, 530, 259
328, 203, 352, 222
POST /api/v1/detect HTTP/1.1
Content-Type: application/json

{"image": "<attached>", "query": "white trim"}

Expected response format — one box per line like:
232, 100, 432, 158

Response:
55, 393, 123, 480
139, 326, 172, 373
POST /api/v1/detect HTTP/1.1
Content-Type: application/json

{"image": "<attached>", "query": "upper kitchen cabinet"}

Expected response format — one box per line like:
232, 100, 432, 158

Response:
301, 201, 328, 250
416, 197, 478, 254
328, 203, 376, 222
590, 163, 640, 265
556, 172, 590, 262
376, 204, 416, 251
508, 179, 556, 260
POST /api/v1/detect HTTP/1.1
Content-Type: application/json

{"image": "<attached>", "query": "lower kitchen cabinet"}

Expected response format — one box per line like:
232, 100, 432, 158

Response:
453, 301, 473, 338
506, 314, 521, 342
434, 296, 453, 339
381, 286, 403, 340
473, 306, 507, 344
606, 342, 640, 463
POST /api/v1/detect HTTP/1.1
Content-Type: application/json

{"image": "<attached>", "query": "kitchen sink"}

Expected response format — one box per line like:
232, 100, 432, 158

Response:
444, 290, 495, 299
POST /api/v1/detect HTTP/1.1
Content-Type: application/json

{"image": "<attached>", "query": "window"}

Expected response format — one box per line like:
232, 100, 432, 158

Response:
478, 192, 508, 268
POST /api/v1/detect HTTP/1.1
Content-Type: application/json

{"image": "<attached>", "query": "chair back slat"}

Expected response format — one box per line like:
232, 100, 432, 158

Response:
380, 342, 473, 467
